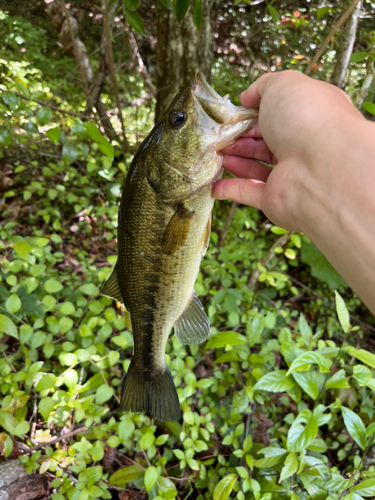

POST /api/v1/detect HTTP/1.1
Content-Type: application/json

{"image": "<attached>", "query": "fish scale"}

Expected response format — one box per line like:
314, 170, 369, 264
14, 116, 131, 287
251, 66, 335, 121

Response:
101, 73, 258, 421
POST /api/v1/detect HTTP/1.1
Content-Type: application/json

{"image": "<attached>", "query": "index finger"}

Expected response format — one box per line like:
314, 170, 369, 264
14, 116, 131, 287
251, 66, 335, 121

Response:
240, 73, 272, 109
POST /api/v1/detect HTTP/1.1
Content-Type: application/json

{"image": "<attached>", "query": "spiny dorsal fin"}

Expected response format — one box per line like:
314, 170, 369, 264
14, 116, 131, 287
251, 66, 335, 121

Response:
162, 204, 193, 255
100, 265, 123, 303
201, 213, 212, 257
174, 290, 210, 345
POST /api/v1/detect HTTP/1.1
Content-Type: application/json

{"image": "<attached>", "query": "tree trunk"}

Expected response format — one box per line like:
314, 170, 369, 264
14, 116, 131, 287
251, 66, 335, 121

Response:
0, 459, 49, 500
331, 0, 362, 88
155, 0, 213, 123
357, 57, 374, 107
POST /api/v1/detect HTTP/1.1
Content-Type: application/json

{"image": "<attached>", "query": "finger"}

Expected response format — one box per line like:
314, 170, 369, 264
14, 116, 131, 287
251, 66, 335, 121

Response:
241, 123, 263, 138
212, 177, 266, 210
223, 155, 273, 182
222, 137, 276, 164
240, 73, 273, 108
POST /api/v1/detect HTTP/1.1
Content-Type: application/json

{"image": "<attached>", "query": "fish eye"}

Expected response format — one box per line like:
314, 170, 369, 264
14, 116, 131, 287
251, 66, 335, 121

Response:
169, 110, 186, 128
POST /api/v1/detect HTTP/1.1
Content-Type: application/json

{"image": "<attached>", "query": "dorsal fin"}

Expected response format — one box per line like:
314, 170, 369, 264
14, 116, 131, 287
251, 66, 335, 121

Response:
162, 204, 194, 255
174, 291, 210, 345
100, 265, 123, 303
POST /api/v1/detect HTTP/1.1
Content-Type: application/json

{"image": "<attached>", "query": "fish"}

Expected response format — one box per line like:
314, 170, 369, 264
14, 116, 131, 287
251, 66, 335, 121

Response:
101, 73, 258, 421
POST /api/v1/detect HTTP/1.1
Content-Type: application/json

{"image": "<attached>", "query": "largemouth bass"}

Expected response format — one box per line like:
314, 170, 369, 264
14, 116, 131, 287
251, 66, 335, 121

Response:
102, 73, 257, 421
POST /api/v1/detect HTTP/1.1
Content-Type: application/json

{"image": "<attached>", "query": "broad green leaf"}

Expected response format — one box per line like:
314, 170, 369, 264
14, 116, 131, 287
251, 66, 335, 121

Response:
301, 241, 346, 288
0, 314, 18, 340
64, 369, 78, 389
123, 0, 140, 10
79, 283, 100, 297
254, 448, 287, 468
341, 406, 366, 450
193, 0, 202, 30
5, 294, 21, 314
95, 384, 114, 404
39, 397, 56, 419
124, 8, 145, 33
98, 138, 115, 159
351, 478, 375, 496
11, 420, 30, 437
253, 370, 295, 392
350, 52, 368, 62
292, 370, 319, 399
36, 373, 56, 391
267, 4, 280, 25
0, 126, 12, 146
13, 241, 32, 261
118, 417, 135, 441
144, 465, 158, 492
345, 347, 375, 369
36, 106, 52, 126
108, 465, 144, 485
287, 409, 318, 452
83, 123, 102, 141
279, 452, 298, 483
298, 314, 312, 345
1, 91, 21, 110
206, 331, 246, 349
363, 101, 375, 115
271, 226, 288, 235
0, 410, 16, 433
62, 142, 78, 163
176, 0, 189, 21
44, 279, 63, 294
159, 0, 174, 11
60, 301, 76, 315
286, 351, 332, 375
325, 369, 350, 389
46, 127, 60, 144
140, 432, 155, 450
334, 291, 350, 333
213, 474, 238, 500
353, 365, 371, 385
317, 7, 330, 19
59, 352, 78, 366
23, 121, 38, 134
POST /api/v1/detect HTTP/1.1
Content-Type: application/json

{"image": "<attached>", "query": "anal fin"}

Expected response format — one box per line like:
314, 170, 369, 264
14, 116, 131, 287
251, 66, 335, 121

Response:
174, 291, 210, 345
100, 265, 123, 303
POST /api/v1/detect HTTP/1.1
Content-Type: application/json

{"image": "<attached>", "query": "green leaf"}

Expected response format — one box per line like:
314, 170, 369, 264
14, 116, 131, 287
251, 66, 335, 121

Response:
253, 370, 295, 392
287, 409, 318, 452
325, 369, 350, 389
98, 138, 115, 159
0, 410, 16, 433
1, 91, 21, 110
176, 0, 189, 21
44, 279, 63, 294
0, 126, 12, 147
0, 314, 18, 340
253, 447, 287, 468
39, 397, 56, 420
144, 465, 158, 492
334, 291, 350, 333
353, 365, 371, 386
108, 465, 144, 485
11, 420, 30, 437
350, 52, 368, 62
351, 478, 375, 497
159, 0, 174, 11
62, 142, 78, 163
36, 106, 52, 126
95, 384, 114, 404
267, 4, 280, 25
345, 347, 375, 369
301, 241, 347, 288
193, 0, 202, 30
271, 226, 287, 235
79, 283, 100, 297
286, 351, 332, 375
279, 452, 298, 483
83, 123, 102, 141
64, 369, 78, 389
23, 121, 38, 134
213, 474, 238, 500
59, 352, 78, 366
317, 7, 330, 19
46, 127, 61, 144
140, 432, 155, 450
206, 331, 246, 348
298, 314, 312, 345
341, 406, 366, 450
36, 373, 56, 391
124, 8, 145, 33
13, 241, 33, 262
363, 101, 375, 115
123, 0, 140, 11
5, 294, 22, 314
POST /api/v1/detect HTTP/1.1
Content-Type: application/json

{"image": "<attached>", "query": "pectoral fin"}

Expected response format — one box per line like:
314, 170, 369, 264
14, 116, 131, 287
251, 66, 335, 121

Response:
100, 265, 123, 303
174, 291, 210, 345
162, 204, 193, 255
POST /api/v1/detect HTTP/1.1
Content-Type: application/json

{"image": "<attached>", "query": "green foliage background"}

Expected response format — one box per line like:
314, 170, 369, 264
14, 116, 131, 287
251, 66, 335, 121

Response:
1, 1, 375, 500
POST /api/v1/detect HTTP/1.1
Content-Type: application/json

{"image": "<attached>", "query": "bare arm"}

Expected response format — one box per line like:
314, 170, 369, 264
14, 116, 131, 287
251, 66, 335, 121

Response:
212, 71, 375, 314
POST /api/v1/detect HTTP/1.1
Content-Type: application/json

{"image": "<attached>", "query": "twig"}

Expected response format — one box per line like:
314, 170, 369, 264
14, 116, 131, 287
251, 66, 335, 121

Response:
3, 351, 17, 373
247, 232, 290, 290
218, 202, 238, 249
25, 426, 89, 453
305, 0, 361, 75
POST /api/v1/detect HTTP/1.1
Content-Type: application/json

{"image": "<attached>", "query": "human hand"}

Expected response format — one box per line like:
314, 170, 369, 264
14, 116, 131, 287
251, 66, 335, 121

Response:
212, 70, 363, 232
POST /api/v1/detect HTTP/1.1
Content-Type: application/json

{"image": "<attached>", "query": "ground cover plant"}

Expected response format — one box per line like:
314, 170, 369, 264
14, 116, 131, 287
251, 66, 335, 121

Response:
1, 1, 375, 499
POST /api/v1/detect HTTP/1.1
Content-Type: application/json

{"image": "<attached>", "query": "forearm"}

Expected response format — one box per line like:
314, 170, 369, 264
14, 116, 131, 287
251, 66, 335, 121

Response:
297, 117, 375, 313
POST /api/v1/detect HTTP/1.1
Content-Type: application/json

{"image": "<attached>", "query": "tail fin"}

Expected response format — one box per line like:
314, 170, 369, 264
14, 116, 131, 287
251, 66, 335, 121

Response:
120, 361, 181, 422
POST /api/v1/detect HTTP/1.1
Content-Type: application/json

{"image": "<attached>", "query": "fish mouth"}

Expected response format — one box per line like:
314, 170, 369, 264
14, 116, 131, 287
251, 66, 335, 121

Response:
191, 72, 258, 150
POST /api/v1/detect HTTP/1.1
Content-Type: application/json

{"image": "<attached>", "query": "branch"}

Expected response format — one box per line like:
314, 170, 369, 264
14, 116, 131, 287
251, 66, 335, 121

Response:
25, 426, 89, 454
305, 0, 361, 76
218, 201, 238, 249
248, 233, 290, 290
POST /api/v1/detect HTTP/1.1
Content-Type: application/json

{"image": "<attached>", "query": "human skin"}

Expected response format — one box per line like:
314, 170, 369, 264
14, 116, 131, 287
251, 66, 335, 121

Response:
212, 70, 375, 315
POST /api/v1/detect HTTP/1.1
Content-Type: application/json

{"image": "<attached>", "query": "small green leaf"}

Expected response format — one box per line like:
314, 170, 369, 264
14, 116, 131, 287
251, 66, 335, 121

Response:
159, 0, 174, 11
46, 127, 61, 144
193, 0, 202, 30
36, 106, 52, 126
95, 384, 114, 404
279, 452, 298, 483
341, 406, 366, 451
5, 294, 22, 314
353, 365, 372, 386
176, 0, 189, 21
44, 279, 63, 294
286, 351, 332, 375
363, 101, 375, 115
79, 283, 100, 297
0, 126, 12, 147
36, 373, 56, 391
334, 291, 350, 333
124, 8, 145, 33
39, 397, 56, 419
62, 142, 78, 163
213, 473, 238, 500
13, 241, 32, 262
351, 478, 375, 496
206, 331, 246, 348
144, 465, 158, 492
325, 369, 350, 389
317, 6, 330, 19
123, 0, 140, 11
11, 420, 30, 437
0, 314, 18, 340
350, 52, 368, 62
267, 5, 280, 25
287, 409, 318, 453
253, 370, 295, 392
108, 465, 144, 485
140, 432, 155, 450
98, 137, 115, 159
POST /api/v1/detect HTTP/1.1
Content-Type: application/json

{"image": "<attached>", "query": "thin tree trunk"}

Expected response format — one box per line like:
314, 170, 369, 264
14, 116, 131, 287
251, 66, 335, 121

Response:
331, 0, 362, 88
155, 0, 213, 122
357, 57, 374, 107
